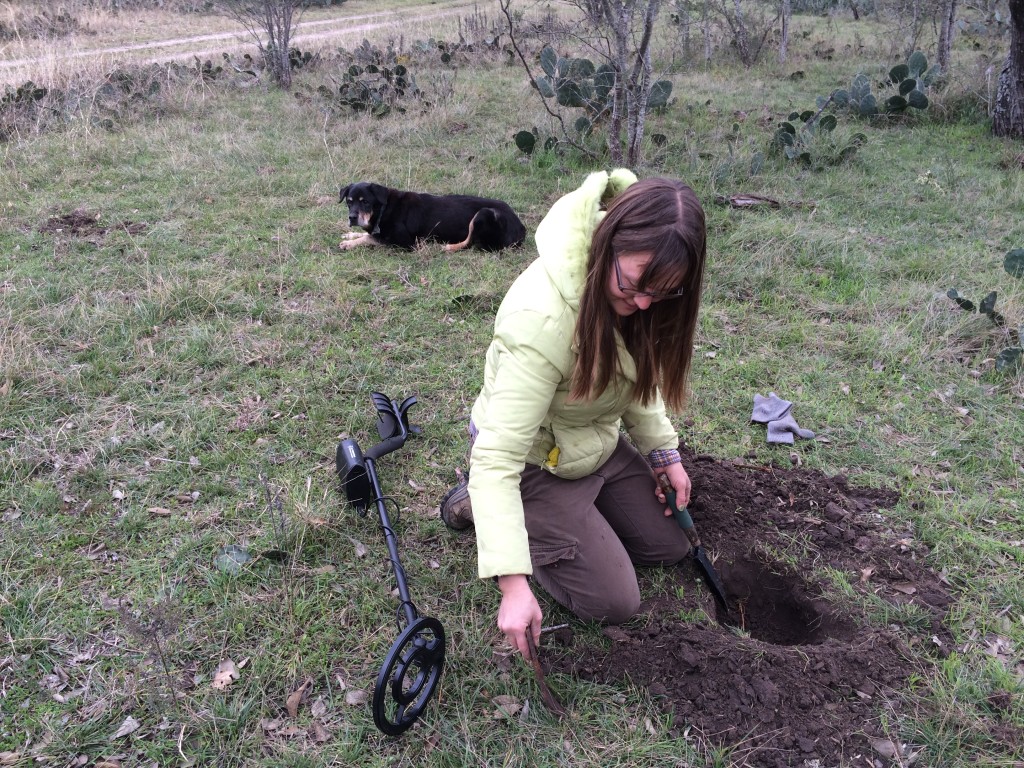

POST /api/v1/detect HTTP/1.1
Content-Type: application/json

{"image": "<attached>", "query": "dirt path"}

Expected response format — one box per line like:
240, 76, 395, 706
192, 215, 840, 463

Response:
0, 2, 477, 79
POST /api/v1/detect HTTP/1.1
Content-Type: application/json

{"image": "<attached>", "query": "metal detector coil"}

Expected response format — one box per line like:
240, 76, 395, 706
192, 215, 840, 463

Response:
337, 392, 445, 736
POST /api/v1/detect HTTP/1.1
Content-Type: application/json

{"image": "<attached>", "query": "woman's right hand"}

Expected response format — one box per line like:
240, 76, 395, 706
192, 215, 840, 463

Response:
497, 574, 543, 659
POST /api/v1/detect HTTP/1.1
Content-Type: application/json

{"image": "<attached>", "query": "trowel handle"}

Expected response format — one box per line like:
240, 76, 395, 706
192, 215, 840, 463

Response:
658, 473, 701, 548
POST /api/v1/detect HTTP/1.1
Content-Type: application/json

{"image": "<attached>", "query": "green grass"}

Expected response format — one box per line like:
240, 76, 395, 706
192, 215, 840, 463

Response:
2, 3, 1023, 766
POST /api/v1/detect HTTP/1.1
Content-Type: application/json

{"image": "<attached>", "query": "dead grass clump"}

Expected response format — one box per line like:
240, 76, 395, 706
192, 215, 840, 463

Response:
0, 9, 89, 42
1, 59, 223, 143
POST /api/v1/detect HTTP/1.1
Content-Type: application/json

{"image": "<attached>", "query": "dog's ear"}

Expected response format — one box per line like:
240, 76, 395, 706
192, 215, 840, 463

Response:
339, 184, 352, 203
368, 183, 389, 206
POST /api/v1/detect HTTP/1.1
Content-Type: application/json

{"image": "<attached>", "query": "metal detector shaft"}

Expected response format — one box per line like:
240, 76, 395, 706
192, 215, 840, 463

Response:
364, 455, 418, 628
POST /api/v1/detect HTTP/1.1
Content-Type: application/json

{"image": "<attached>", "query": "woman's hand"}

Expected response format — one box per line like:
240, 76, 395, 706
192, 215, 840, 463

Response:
653, 461, 692, 514
496, 574, 543, 659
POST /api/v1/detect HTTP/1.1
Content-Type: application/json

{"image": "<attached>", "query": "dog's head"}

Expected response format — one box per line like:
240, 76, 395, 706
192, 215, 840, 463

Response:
339, 182, 389, 231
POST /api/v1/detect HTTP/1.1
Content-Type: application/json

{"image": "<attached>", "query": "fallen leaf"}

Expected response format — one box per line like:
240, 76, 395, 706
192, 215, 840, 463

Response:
147, 507, 172, 517
286, 679, 312, 718
309, 721, 330, 743
260, 718, 282, 731
891, 582, 917, 595
859, 567, 874, 583
352, 539, 368, 559
868, 737, 899, 758
1, 754, 21, 766
345, 689, 368, 706
212, 659, 239, 690
984, 635, 1014, 662
111, 715, 140, 739
310, 698, 327, 718
492, 694, 522, 718
428, 559, 440, 569
425, 730, 441, 753
95, 761, 123, 768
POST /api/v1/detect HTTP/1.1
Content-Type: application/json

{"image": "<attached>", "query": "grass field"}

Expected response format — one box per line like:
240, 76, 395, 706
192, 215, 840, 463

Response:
1, 1, 1022, 766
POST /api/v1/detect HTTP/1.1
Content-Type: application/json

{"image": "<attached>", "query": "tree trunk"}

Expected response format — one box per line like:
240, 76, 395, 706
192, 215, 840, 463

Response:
937, 0, 958, 72
733, 0, 750, 65
626, 0, 660, 166
603, 0, 628, 166
678, 0, 691, 59
992, 0, 1024, 137
703, 0, 713, 63
779, 0, 790, 63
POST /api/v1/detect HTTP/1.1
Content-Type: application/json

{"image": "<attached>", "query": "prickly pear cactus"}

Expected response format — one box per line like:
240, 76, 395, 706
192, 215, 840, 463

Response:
532, 45, 672, 127
946, 248, 1024, 372
818, 52, 940, 120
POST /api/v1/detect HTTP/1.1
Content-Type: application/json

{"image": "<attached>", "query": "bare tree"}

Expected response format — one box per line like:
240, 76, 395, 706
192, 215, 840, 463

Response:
992, 0, 1024, 137
710, 0, 779, 67
501, 0, 666, 166
937, 0, 958, 71
219, 0, 310, 89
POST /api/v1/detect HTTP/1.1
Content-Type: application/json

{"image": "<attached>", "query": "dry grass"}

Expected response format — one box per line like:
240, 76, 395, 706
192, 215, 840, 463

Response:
0, 0, 479, 88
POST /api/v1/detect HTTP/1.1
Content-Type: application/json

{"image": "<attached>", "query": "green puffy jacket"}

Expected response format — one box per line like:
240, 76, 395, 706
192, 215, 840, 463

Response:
468, 169, 682, 579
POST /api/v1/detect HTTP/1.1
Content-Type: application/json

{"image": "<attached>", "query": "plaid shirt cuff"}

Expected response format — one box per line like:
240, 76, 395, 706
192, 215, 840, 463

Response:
647, 448, 681, 468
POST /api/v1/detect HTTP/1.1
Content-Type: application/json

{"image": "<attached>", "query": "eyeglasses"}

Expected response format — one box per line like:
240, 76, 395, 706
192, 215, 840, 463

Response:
612, 255, 685, 300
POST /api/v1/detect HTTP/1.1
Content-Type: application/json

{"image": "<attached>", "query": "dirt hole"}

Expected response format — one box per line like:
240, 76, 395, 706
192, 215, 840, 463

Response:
718, 558, 845, 646
548, 447, 960, 767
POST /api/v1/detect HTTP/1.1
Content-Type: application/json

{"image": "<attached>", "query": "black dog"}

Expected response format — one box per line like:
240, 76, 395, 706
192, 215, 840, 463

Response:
339, 182, 526, 252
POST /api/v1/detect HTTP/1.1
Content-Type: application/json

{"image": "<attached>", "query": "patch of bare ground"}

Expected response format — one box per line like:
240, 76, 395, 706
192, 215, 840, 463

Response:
548, 447, 960, 768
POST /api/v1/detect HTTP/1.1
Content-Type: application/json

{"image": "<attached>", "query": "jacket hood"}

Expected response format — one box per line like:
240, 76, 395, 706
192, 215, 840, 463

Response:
533, 169, 638, 310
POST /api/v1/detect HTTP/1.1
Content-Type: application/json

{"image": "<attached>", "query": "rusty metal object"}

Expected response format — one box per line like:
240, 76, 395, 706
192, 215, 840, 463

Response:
525, 631, 566, 718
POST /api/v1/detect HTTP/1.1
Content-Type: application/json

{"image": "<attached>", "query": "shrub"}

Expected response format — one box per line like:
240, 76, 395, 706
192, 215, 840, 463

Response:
771, 110, 867, 168
947, 249, 1024, 373
303, 41, 425, 117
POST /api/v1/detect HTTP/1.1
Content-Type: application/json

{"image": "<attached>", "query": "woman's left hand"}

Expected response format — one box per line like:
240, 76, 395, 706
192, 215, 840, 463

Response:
653, 461, 692, 514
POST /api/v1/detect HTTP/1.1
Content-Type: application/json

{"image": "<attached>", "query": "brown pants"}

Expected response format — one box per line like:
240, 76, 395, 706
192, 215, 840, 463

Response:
519, 437, 690, 623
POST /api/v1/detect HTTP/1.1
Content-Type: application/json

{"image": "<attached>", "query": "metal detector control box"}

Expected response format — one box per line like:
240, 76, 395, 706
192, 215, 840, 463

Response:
336, 392, 445, 736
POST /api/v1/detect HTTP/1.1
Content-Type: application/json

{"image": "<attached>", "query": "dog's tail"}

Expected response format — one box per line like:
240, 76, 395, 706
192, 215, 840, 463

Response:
445, 209, 525, 253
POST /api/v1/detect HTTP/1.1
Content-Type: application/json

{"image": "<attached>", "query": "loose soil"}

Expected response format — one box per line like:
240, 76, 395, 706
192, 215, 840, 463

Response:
39, 209, 147, 241
547, 446, 956, 768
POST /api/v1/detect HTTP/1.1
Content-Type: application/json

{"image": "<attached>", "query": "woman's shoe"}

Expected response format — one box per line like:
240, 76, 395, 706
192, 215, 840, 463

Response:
439, 481, 473, 530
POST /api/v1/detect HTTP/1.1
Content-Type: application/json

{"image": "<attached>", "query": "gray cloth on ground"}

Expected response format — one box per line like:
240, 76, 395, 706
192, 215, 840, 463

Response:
752, 392, 815, 445
766, 413, 816, 444
751, 392, 793, 423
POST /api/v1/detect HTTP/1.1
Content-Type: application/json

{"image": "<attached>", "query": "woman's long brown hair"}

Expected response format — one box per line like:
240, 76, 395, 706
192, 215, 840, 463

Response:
570, 177, 706, 413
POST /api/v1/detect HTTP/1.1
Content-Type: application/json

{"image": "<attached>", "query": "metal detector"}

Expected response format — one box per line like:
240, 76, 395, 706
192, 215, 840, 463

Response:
336, 392, 446, 736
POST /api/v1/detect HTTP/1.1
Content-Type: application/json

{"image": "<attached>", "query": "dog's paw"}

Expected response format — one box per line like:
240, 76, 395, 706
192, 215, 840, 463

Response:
340, 232, 363, 241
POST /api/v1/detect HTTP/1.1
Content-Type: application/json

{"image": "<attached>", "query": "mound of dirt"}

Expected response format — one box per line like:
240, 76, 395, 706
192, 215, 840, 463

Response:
40, 209, 147, 241
548, 447, 954, 768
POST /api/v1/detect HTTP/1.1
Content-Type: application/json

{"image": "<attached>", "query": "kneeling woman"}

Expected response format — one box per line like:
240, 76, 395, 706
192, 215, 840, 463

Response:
441, 169, 708, 659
